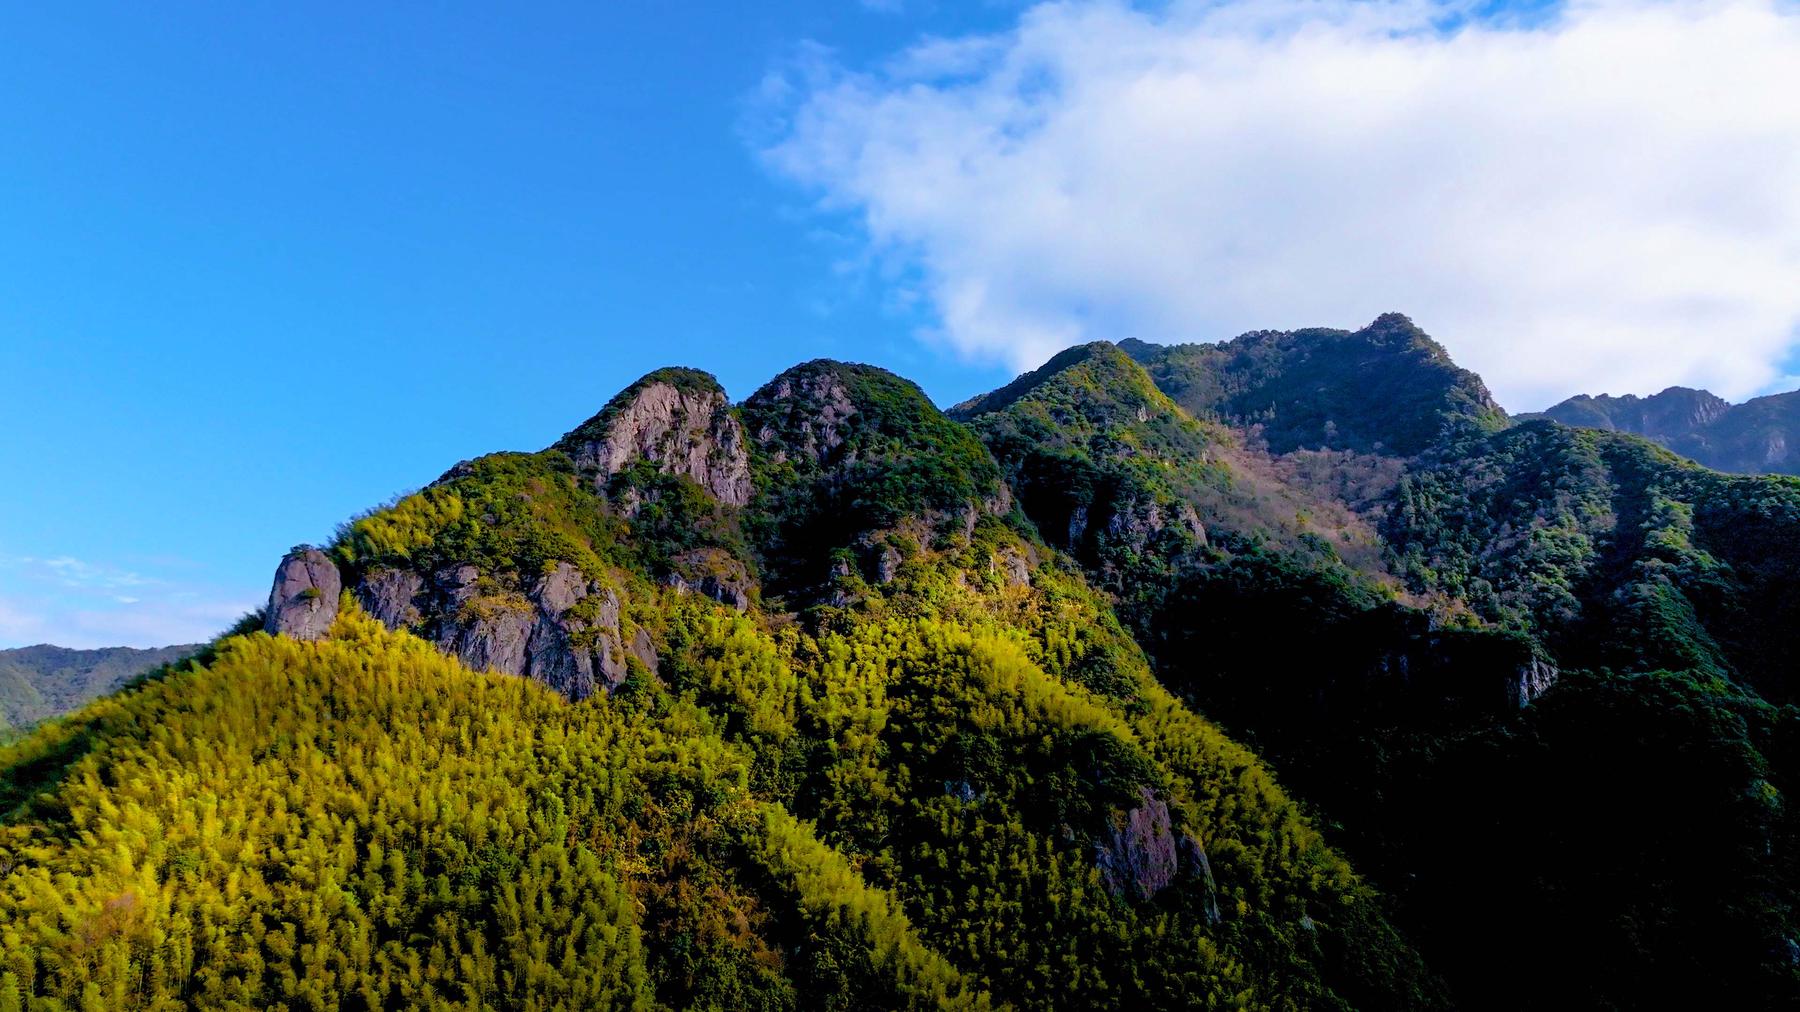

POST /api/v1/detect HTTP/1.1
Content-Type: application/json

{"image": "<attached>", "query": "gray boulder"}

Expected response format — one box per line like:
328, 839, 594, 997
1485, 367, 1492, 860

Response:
265, 548, 341, 641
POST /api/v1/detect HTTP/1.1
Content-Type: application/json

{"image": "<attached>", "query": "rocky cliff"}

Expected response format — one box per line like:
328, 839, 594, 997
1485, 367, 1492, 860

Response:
263, 360, 1018, 697
264, 368, 769, 698
555, 367, 753, 506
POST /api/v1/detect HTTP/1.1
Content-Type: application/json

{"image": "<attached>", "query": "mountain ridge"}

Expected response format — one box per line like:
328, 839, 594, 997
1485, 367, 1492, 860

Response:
1527, 384, 1800, 475
4, 315, 1797, 1009
0, 642, 198, 737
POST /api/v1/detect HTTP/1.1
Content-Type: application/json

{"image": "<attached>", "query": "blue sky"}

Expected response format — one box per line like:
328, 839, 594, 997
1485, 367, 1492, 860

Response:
0, 3, 1027, 647
4, 1, 1797, 647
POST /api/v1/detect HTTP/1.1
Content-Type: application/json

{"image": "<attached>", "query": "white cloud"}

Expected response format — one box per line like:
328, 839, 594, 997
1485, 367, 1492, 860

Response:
0, 555, 255, 649
33, 555, 153, 590
760, 0, 1800, 409
0, 593, 252, 650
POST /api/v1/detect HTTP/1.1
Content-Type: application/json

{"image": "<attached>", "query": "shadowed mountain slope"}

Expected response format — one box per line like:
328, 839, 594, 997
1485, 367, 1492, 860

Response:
962, 321, 1800, 1009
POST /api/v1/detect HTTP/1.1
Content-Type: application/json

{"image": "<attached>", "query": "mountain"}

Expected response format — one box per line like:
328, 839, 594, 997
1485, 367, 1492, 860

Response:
1117, 313, 1507, 456
0, 643, 198, 736
1529, 385, 1800, 475
1, 360, 1441, 1011
959, 328, 1800, 1008
3, 320, 1797, 1010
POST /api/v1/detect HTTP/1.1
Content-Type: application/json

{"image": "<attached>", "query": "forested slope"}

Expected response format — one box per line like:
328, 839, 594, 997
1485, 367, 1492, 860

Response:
6, 323, 1798, 1010
965, 327, 1800, 1009
0, 644, 197, 738
0, 360, 1441, 1011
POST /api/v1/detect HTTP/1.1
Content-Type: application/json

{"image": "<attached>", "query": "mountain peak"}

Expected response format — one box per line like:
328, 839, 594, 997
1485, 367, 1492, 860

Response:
1531, 383, 1800, 474
1124, 316, 1503, 455
554, 366, 751, 506
1367, 310, 1420, 332
746, 360, 923, 456
947, 341, 1150, 421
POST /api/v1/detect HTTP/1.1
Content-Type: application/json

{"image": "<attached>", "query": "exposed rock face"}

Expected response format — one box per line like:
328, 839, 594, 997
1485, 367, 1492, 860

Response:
1103, 497, 1206, 551
522, 566, 625, 699
1097, 788, 1181, 902
1506, 657, 1560, 709
1067, 504, 1090, 547
873, 544, 902, 584
994, 546, 1035, 587
558, 376, 752, 506
749, 369, 856, 464
1179, 834, 1223, 924
349, 560, 656, 700
1097, 790, 1222, 911
1764, 432, 1789, 468
265, 548, 341, 641
665, 548, 754, 611
1058, 495, 1205, 572
441, 597, 533, 677
356, 567, 425, 630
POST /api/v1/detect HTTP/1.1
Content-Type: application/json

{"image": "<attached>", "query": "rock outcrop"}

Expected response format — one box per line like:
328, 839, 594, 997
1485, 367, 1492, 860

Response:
1179, 834, 1224, 924
1096, 788, 1223, 912
1059, 493, 1206, 573
346, 560, 657, 700
357, 567, 425, 630
556, 371, 752, 506
1096, 788, 1181, 902
665, 548, 754, 611
265, 547, 341, 641
747, 367, 857, 465
1505, 656, 1560, 709
1101, 497, 1206, 551
993, 545, 1039, 588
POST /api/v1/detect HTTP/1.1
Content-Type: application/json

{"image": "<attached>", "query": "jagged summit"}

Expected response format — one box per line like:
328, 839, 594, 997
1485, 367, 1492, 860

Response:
1529, 384, 1800, 475
740, 358, 1011, 599
1528, 386, 1731, 441
741, 358, 1003, 503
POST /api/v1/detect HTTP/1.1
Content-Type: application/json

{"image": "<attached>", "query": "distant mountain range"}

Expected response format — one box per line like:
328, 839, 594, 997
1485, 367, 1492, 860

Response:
1525, 385, 1800, 475
0, 642, 196, 735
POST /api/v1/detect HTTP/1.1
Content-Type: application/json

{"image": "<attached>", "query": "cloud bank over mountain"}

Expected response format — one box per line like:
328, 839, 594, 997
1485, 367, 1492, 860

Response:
760, 0, 1800, 410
